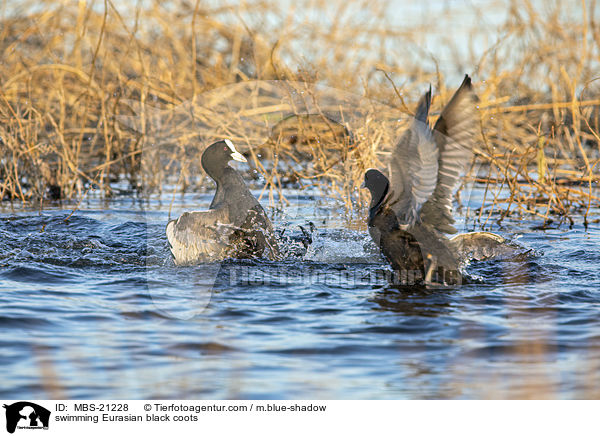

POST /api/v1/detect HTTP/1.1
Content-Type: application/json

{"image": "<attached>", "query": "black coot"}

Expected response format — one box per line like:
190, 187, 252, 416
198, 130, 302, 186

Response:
363, 75, 506, 286
166, 139, 280, 265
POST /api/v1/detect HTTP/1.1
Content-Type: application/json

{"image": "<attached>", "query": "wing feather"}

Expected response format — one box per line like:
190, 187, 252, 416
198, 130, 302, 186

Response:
166, 208, 233, 264
389, 87, 439, 224
420, 75, 479, 233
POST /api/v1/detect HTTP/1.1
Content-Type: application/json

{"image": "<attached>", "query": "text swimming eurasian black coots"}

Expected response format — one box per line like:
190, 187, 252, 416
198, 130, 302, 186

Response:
363, 75, 508, 286
166, 139, 280, 265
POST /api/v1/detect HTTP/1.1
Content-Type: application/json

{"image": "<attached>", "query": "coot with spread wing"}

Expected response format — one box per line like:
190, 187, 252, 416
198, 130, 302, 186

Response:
166, 139, 280, 265
363, 75, 506, 286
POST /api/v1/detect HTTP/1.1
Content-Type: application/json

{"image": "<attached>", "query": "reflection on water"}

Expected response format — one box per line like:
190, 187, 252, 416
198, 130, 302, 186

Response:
0, 192, 599, 399
370, 287, 453, 317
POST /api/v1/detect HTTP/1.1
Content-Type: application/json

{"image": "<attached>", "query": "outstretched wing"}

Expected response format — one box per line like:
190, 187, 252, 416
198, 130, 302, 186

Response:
420, 75, 479, 234
166, 206, 281, 263
388, 87, 439, 225
166, 208, 233, 264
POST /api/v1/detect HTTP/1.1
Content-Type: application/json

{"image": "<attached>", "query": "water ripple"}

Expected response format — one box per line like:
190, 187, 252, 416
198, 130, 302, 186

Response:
1, 205, 599, 399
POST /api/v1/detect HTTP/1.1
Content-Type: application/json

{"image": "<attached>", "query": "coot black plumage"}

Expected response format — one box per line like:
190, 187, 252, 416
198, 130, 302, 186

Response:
363, 75, 504, 286
166, 139, 280, 265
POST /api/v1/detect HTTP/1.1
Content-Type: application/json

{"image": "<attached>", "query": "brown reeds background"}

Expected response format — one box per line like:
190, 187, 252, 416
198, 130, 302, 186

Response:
1, 0, 599, 226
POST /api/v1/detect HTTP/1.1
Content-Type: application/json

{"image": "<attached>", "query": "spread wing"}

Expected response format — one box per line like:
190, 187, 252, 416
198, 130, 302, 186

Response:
420, 75, 479, 234
388, 87, 439, 225
166, 206, 281, 264
166, 208, 233, 264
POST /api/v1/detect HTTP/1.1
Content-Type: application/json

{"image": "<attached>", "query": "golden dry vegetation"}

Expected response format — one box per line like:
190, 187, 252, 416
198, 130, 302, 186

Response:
1, 0, 600, 227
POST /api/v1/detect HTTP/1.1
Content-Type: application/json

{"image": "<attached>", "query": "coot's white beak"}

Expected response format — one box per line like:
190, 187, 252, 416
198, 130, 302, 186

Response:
224, 139, 247, 162
230, 151, 247, 162
360, 181, 366, 189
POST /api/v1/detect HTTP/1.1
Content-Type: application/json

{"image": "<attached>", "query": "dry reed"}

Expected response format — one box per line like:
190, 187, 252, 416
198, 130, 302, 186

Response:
0, 0, 599, 227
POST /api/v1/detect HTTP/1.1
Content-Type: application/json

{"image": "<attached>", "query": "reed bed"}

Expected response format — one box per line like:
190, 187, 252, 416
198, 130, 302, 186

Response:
1, 0, 599, 227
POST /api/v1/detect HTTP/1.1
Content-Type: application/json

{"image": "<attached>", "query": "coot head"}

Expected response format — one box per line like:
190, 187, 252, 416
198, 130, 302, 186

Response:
362, 168, 389, 210
201, 139, 247, 179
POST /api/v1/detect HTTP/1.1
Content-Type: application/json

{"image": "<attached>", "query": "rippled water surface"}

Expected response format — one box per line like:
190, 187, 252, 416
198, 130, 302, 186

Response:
1, 190, 600, 399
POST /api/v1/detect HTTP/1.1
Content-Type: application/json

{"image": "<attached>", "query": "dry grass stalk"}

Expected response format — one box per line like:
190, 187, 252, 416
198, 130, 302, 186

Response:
0, 0, 598, 228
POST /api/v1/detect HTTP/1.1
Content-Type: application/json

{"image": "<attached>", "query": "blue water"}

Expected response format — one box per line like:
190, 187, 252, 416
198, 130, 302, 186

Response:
1, 190, 599, 399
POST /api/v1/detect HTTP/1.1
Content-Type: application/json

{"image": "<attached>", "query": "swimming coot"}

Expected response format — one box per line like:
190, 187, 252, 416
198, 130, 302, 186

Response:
363, 75, 504, 286
166, 139, 280, 265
